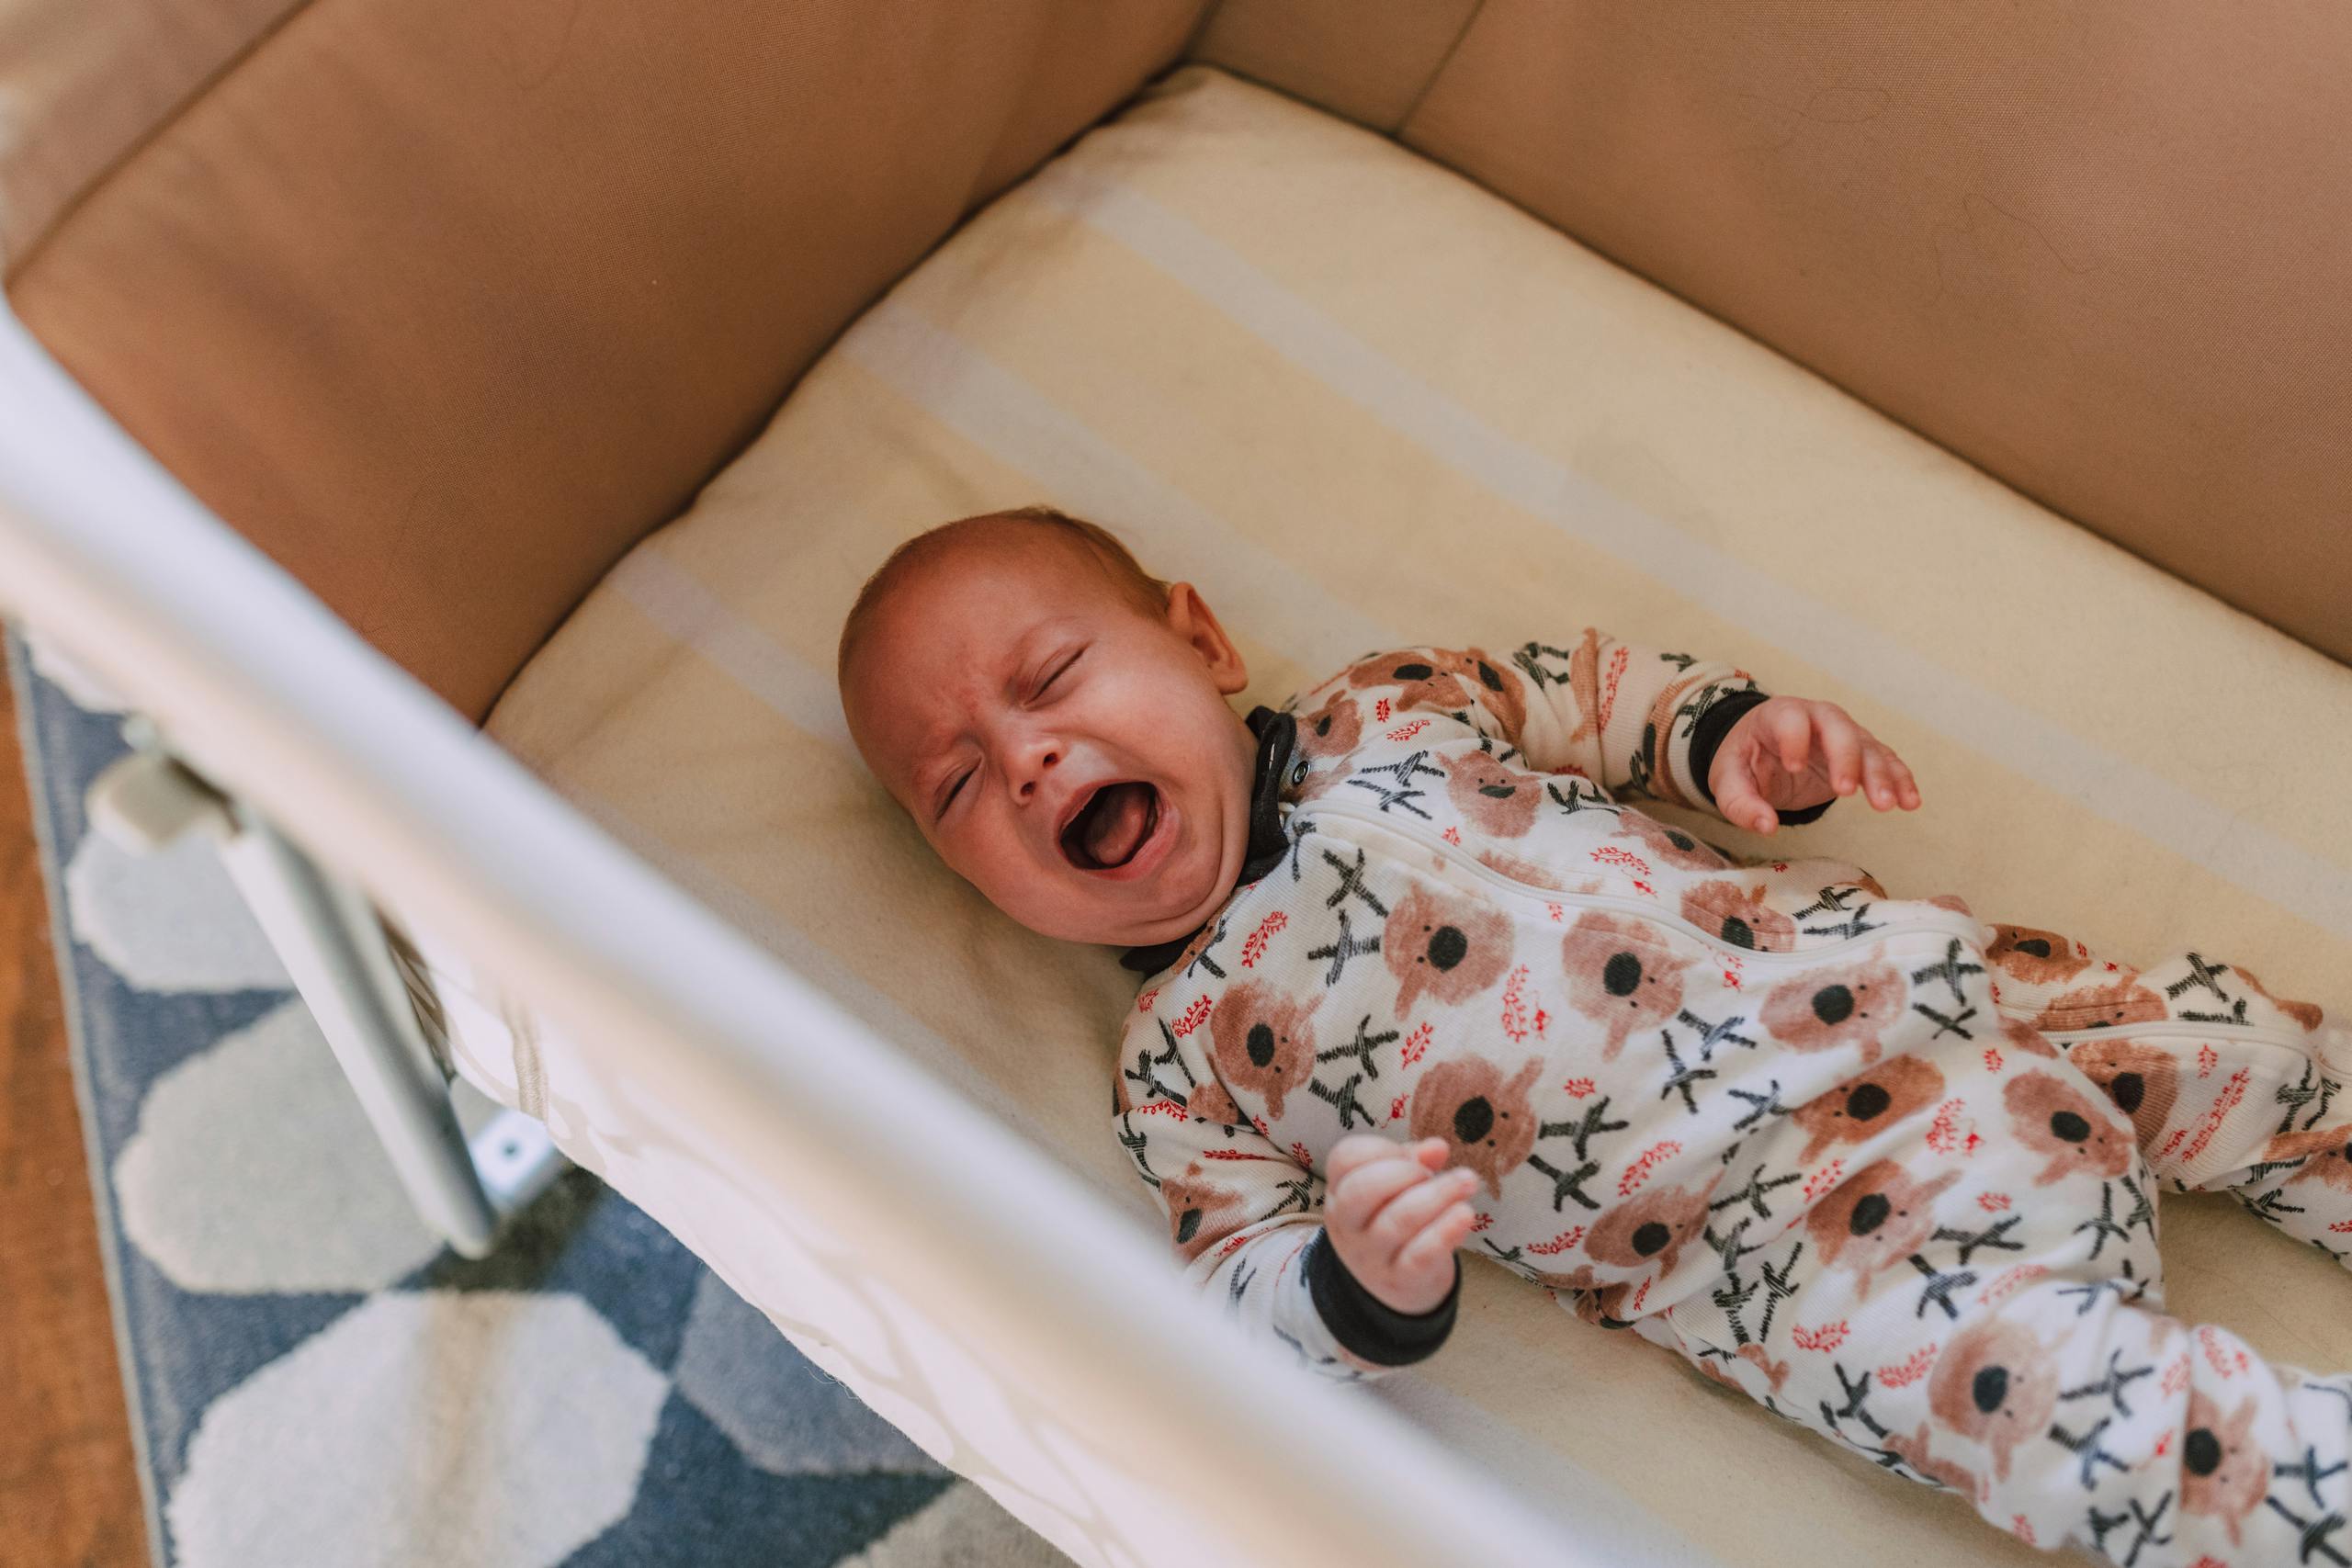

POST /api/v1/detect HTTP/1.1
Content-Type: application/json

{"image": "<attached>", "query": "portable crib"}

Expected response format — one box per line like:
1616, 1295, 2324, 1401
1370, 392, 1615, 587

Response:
5, 4, 2350, 1564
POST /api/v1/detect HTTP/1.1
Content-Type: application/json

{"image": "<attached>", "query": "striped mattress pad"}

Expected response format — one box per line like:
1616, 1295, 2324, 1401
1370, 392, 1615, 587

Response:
426, 64, 2352, 1568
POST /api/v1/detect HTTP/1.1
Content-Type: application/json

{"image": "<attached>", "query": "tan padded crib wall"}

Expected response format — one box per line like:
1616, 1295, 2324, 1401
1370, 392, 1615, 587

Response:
4, 0, 1209, 719
1196, 0, 2352, 672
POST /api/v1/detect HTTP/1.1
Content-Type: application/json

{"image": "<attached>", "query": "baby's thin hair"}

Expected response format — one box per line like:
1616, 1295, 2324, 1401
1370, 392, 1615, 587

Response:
836, 504, 1170, 677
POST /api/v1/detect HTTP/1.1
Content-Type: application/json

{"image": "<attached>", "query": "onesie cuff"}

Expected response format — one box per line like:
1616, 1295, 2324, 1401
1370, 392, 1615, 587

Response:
1687, 688, 1833, 827
1305, 1225, 1460, 1366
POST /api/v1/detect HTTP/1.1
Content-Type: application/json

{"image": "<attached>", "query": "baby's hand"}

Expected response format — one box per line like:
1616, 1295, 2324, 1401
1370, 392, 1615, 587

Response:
1708, 695, 1921, 836
1322, 1134, 1480, 1315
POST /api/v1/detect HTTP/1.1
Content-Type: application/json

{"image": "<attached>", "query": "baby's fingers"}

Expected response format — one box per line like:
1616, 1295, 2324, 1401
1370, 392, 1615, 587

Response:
1714, 773, 1780, 837
1396, 1201, 1478, 1276
1368, 1168, 1480, 1254
1859, 742, 1924, 810
1327, 1153, 1444, 1235
1882, 748, 1922, 808
1326, 1133, 1432, 1188
1862, 747, 1905, 809
1817, 707, 1872, 795
1765, 701, 1816, 775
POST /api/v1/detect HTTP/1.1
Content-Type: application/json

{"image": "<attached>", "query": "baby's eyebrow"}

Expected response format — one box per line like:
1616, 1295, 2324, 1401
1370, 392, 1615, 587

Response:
997, 633, 1036, 699
910, 682, 996, 791
1004, 616, 1085, 686
912, 730, 966, 788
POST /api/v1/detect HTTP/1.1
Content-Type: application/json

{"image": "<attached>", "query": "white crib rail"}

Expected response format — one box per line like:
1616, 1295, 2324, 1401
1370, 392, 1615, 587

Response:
0, 301, 1601, 1566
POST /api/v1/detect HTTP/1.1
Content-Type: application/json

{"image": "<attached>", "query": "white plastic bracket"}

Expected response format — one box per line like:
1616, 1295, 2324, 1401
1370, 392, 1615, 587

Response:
469, 1107, 566, 1214
85, 745, 232, 852
85, 726, 567, 1258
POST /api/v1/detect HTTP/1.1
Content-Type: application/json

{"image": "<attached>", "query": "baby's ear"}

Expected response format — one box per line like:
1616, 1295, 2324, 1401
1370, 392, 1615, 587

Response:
1164, 582, 1250, 694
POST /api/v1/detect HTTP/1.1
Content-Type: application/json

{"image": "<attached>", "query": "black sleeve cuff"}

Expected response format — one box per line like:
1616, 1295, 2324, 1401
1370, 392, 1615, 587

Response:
1304, 1225, 1460, 1367
1686, 687, 1834, 826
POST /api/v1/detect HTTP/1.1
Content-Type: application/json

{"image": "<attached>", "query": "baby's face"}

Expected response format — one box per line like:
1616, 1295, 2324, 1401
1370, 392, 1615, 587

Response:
842, 530, 1258, 948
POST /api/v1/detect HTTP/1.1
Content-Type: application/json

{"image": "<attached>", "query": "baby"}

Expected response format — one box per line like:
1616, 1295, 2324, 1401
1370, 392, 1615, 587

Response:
839, 504, 2352, 1566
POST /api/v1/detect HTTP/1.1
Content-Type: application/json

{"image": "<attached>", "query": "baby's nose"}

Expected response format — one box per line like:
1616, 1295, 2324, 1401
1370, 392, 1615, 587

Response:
1016, 747, 1060, 800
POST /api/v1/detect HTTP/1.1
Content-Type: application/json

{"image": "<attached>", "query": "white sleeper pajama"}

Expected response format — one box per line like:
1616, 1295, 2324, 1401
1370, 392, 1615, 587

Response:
1114, 630, 2352, 1566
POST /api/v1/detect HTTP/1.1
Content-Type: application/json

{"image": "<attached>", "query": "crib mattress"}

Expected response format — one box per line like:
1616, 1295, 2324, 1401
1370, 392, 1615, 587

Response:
432, 63, 2352, 1566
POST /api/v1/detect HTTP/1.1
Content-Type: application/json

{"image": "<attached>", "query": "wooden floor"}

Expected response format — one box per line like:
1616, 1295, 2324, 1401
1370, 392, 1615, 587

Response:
0, 666, 147, 1567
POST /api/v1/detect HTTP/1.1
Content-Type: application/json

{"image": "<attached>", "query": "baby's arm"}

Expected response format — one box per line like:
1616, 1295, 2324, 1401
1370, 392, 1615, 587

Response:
1502, 629, 1793, 818
1503, 631, 1921, 831
1112, 1097, 1464, 1380
1336, 632, 1917, 832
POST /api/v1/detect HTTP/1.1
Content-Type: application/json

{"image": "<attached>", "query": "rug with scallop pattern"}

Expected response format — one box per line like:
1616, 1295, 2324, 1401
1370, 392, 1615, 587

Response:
8, 629, 1061, 1568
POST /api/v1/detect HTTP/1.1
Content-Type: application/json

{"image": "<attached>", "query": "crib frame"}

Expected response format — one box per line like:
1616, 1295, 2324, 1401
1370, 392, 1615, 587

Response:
82, 731, 568, 1257
0, 291, 1581, 1565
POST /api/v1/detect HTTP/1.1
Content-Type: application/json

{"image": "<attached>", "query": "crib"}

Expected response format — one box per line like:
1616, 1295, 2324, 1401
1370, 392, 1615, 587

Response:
5, 3, 2350, 1564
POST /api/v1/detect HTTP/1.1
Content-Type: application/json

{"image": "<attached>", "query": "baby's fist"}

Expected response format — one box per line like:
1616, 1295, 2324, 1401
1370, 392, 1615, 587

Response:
1322, 1134, 1480, 1315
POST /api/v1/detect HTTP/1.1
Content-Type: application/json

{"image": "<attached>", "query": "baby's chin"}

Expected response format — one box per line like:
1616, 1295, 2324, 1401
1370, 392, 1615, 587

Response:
1041, 876, 1219, 949
1028, 837, 1238, 948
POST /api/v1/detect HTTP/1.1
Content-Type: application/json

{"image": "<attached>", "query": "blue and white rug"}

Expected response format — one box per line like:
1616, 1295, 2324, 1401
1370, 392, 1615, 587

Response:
8, 629, 1061, 1568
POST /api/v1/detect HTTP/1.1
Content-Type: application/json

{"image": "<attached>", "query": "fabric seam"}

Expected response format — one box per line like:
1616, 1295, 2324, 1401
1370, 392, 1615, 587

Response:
5, 0, 323, 285
1391, 0, 1488, 136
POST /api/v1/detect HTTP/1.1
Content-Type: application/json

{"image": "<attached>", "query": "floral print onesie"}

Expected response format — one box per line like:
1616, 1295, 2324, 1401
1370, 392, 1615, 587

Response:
1113, 629, 2352, 1567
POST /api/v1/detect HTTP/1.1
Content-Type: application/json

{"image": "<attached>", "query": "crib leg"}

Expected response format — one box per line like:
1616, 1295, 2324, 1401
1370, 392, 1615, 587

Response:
86, 737, 564, 1258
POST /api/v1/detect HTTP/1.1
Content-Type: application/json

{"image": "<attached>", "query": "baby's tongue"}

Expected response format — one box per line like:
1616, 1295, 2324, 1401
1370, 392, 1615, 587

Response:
1082, 783, 1154, 866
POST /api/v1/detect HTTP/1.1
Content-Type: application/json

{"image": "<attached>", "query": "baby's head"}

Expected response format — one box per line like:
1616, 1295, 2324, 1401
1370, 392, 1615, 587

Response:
838, 506, 1260, 948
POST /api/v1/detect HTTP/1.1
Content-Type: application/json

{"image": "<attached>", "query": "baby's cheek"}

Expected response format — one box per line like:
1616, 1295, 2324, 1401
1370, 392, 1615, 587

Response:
961, 829, 1079, 933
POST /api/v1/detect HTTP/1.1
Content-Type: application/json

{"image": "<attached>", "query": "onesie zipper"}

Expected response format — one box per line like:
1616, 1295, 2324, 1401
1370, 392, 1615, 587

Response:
1299, 799, 1988, 967
1306, 803, 2327, 1053
2036, 1019, 2324, 1055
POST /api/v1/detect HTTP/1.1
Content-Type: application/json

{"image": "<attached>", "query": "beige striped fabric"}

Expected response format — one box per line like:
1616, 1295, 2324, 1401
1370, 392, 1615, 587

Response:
466, 65, 2352, 1567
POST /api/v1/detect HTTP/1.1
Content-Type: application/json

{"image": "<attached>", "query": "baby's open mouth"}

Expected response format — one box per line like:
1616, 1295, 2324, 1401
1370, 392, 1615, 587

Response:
1061, 781, 1160, 871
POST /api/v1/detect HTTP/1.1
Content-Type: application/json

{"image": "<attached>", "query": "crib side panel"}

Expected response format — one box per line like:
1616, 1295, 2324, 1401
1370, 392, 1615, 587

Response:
0, 0, 302, 275
3, 0, 1207, 722
1396, 0, 2352, 668
1187, 0, 1480, 133
1183, 0, 2352, 673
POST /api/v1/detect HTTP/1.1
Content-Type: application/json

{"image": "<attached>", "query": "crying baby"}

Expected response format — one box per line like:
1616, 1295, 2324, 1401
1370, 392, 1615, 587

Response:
838, 503, 2352, 1567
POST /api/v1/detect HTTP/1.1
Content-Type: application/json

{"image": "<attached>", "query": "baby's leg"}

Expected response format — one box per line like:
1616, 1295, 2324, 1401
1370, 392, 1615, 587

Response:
1984, 922, 2352, 1261
1653, 1220, 2352, 1562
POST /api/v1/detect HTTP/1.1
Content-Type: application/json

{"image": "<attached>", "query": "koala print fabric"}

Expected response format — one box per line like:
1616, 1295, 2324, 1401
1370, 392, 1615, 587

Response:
1112, 630, 2352, 1566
